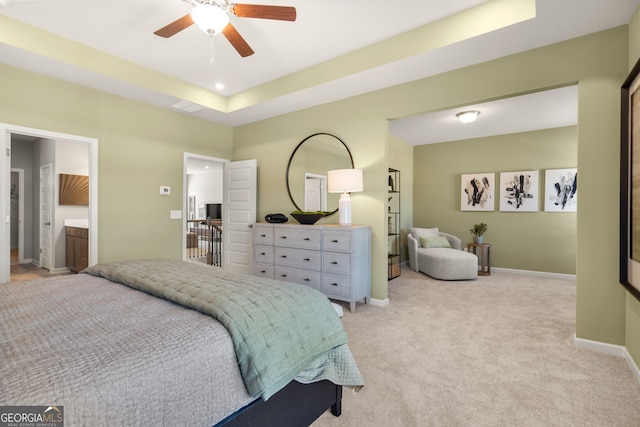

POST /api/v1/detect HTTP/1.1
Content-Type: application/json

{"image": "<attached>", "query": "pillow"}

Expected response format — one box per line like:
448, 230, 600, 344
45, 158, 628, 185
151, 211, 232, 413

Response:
409, 227, 439, 247
420, 235, 451, 249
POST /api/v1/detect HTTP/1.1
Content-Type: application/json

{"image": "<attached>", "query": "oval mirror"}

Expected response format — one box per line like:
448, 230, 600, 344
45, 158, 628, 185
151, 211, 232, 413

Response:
286, 133, 354, 214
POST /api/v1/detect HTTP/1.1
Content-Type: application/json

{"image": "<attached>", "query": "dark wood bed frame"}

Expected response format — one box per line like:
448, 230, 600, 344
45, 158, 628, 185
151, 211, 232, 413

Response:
215, 380, 342, 426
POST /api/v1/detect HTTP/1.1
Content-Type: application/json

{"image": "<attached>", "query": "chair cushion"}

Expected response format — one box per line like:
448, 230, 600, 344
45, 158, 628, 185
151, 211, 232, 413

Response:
409, 227, 439, 247
420, 235, 451, 248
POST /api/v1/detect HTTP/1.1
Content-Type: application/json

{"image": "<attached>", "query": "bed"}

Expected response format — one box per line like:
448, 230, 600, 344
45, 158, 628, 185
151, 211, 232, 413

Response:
0, 259, 363, 426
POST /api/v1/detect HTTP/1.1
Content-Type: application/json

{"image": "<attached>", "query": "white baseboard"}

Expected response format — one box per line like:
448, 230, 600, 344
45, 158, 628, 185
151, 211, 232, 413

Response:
492, 267, 576, 280
624, 347, 640, 384
573, 335, 640, 384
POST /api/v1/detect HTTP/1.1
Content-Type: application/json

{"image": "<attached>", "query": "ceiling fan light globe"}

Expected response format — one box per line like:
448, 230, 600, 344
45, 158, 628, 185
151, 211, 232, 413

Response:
191, 3, 230, 35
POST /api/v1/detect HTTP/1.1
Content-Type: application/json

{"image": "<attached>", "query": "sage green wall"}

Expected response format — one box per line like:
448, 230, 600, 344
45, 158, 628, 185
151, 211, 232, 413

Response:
0, 63, 234, 262
389, 135, 414, 264
235, 27, 629, 350
626, 5, 640, 374
413, 127, 577, 274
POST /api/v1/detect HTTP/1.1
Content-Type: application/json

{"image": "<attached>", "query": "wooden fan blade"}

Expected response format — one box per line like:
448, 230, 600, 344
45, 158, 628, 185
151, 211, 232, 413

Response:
222, 23, 255, 57
232, 4, 296, 21
154, 14, 194, 38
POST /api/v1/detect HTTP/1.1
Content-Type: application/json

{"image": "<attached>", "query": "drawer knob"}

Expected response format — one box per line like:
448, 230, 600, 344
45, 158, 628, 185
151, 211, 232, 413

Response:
330, 283, 338, 286
260, 252, 266, 255
304, 237, 310, 241
280, 255, 287, 258
260, 234, 267, 237
260, 270, 266, 273
280, 274, 287, 278
331, 239, 339, 243
304, 258, 310, 261
331, 261, 338, 265
304, 278, 310, 282
280, 236, 287, 239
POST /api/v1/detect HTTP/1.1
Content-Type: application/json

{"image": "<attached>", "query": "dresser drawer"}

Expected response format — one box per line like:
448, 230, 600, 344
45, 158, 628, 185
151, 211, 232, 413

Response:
274, 265, 321, 289
322, 252, 351, 275
322, 273, 351, 298
274, 227, 322, 250
275, 247, 321, 271
254, 244, 274, 264
254, 262, 274, 279
254, 225, 274, 245
322, 230, 351, 252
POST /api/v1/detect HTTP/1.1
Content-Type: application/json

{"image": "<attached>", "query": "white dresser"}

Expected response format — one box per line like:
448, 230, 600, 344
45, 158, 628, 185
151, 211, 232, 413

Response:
253, 223, 371, 313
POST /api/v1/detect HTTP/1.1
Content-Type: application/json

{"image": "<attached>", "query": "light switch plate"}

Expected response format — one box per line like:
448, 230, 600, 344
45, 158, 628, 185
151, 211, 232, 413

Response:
170, 210, 182, 219
160, 186, 170, 195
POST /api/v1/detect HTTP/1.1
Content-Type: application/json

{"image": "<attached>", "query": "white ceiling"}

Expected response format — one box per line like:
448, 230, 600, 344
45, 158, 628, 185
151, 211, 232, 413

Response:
390, 85, 579, 145
0, 0, 637, 143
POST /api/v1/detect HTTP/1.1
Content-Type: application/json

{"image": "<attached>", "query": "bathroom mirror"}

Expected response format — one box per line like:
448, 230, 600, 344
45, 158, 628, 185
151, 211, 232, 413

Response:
286, 133, 354, 213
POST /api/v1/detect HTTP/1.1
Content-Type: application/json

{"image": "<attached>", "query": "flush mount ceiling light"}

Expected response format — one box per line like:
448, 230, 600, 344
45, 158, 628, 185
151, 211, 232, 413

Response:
456, 110, 480, 124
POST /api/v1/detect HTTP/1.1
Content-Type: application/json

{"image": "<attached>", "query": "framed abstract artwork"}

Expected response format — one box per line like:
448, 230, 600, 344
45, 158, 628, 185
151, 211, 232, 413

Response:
544, 168, 577, 212
499, 170, 539, 212
461, 173, 495, 211
620, 57, 640, 301
59, 174, 89, 206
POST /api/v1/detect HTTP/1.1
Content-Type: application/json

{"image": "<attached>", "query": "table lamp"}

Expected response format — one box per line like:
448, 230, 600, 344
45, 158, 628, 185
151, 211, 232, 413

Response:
328, 169, 363, 226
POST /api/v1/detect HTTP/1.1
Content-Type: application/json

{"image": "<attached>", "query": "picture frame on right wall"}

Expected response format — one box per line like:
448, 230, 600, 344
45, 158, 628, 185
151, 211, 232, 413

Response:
544, 168, 577, 212
620, 57, 640, 302
499, 170, 539, 212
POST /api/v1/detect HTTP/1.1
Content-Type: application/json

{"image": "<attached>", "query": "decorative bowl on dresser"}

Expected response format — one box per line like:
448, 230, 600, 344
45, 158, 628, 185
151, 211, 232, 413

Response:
253, 223, 371, 313
290, 212, 329, 225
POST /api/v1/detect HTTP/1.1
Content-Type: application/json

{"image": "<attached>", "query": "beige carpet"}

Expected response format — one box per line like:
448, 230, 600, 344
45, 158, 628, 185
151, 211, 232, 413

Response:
314, 266, 640, 426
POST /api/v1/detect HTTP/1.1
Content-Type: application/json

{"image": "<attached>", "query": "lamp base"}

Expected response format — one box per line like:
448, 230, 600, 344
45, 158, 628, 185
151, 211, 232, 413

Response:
339, 193, 352, 227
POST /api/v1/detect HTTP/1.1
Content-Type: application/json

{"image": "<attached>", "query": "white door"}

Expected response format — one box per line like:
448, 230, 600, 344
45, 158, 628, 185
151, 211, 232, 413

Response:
39, 163, 52, 270
304, 173, 326, 211
223, 159, 256, 274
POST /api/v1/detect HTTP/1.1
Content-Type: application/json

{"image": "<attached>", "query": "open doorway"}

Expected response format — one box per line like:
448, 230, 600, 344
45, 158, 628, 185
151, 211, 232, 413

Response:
183, 153, 257, 275
184, 154, 226, 267
1, 124, 98, 284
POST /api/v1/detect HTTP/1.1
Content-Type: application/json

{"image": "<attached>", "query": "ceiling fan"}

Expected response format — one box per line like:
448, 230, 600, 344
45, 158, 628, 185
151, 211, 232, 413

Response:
154, 0, 296, 57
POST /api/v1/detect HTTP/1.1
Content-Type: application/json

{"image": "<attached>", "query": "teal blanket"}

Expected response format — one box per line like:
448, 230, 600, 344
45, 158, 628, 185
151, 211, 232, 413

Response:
84, 259, 350, 400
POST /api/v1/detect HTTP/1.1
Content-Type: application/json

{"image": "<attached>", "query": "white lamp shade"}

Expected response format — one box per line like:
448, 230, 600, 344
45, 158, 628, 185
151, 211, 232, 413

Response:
327, 169, 363, 193
191, 4, 230, 35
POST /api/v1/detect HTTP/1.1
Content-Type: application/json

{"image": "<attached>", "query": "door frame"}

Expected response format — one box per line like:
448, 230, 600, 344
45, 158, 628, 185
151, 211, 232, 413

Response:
10, 168, 24, 264
39, 163, 52, 270
0, 123, 98, 283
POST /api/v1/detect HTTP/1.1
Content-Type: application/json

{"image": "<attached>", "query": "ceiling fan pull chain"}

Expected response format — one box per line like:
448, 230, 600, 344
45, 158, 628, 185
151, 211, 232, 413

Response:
209, 35, 215, 66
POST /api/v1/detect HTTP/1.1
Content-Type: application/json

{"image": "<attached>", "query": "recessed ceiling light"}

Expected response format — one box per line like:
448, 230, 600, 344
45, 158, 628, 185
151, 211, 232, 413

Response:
215, 83, 225, 91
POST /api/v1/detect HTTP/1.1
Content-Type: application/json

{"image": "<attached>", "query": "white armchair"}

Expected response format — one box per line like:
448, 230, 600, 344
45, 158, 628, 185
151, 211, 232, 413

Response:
407, 227, 477, 280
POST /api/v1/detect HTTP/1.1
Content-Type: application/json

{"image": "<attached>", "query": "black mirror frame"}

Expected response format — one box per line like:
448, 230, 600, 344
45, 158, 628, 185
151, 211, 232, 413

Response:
286, 132, 354, 214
